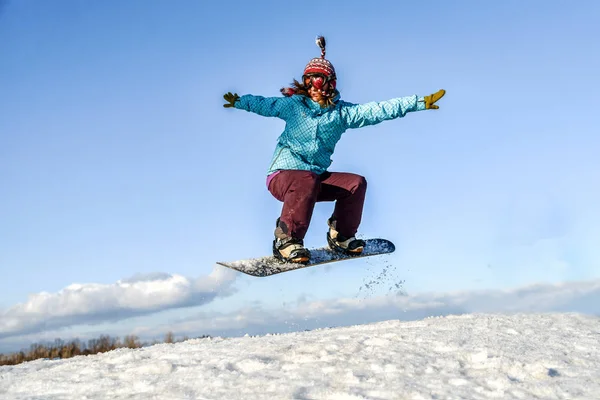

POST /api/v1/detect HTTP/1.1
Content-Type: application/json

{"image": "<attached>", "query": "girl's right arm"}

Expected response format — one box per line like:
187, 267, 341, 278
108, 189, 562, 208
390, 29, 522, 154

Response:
234, 94, 295, 119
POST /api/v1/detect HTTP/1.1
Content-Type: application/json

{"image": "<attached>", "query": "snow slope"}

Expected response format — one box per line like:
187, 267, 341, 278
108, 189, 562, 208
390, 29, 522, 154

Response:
1, 313, 599, 399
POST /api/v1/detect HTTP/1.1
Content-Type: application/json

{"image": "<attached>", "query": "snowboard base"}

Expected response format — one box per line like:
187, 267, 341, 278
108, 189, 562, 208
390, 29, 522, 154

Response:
217, 238, 395, 277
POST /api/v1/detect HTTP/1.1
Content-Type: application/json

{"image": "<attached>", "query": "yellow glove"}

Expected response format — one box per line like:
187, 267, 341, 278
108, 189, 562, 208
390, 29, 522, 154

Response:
424, 89, 446, 110
223, 92, 240, 108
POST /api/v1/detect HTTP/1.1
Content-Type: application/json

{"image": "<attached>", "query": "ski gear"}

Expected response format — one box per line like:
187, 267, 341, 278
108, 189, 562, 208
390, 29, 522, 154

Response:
273, 218, 310, 263
268, 170, 367, 240
327, 218, 366, 254
218, 238, 395, 277
235, 92, 427, 175
303, 36, 336, 79
273, 237, 310, 264
223, 92, 239, 108
280, 37, 336, 98
424, 89, 446, 109
304, 73, 337, 95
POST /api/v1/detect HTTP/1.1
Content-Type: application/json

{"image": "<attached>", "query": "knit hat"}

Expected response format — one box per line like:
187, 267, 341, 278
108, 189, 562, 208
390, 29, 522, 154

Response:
281, 36, 336, 97
303, 36, 336, 79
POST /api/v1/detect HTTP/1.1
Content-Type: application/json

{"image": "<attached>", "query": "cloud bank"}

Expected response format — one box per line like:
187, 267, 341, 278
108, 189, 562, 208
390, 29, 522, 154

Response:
2, 270, 600, 353
0, 266, 237, 339
136, 278, 600, 339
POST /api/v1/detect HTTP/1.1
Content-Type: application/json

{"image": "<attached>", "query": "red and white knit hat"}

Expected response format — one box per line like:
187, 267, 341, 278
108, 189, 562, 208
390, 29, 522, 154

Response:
281, 36, 336, 97
303, 36, 336, 79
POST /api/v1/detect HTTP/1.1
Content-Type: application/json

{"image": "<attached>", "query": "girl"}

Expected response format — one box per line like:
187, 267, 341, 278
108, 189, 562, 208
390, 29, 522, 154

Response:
223, 36, 445, 264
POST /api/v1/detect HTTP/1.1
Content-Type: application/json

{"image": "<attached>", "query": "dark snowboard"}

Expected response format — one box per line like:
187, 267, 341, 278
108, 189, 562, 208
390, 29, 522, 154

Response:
217, 238, 395, 277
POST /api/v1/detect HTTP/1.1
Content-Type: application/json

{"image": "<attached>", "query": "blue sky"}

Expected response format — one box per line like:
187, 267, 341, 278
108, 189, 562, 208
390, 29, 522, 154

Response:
1, 1, 600, 351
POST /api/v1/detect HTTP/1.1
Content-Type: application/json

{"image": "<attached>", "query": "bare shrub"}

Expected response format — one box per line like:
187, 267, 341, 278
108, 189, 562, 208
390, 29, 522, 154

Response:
0, 330, 211, 366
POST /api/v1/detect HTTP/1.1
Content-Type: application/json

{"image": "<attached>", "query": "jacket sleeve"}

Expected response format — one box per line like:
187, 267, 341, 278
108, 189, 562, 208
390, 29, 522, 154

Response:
234, 94, 294, 120
340, 95, 426, 129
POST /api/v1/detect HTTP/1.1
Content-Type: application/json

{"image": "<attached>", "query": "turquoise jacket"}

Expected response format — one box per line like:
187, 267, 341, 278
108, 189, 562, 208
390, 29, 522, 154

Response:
235, 92, 426, 175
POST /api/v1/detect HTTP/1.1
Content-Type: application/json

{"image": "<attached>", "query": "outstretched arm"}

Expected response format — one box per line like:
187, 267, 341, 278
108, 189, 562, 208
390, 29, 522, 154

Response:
223, 92, 293, 119
341, 89, 445, 129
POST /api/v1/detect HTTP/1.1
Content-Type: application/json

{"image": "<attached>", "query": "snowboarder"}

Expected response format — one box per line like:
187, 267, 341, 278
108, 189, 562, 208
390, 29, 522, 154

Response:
223, 36, 445, 264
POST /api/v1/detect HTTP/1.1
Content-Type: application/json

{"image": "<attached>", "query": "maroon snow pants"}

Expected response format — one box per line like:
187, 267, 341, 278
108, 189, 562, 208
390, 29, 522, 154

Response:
268, 170, 367, 240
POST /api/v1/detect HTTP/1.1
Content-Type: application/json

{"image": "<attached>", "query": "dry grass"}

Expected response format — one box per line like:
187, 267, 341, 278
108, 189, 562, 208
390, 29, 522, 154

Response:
0, 332, 208, 366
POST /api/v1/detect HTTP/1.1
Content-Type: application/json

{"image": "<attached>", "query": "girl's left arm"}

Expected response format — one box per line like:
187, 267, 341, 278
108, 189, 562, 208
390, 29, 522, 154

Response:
340, 95, 426, 129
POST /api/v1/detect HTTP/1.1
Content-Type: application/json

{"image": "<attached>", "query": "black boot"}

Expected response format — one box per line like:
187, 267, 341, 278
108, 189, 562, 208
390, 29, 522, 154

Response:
327, 218, 365, 255
273, 218, 310, 263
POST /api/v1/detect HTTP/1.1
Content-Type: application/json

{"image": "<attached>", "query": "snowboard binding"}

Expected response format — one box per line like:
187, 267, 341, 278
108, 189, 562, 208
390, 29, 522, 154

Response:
273, 237, 310, 264
326, 218, 366, 255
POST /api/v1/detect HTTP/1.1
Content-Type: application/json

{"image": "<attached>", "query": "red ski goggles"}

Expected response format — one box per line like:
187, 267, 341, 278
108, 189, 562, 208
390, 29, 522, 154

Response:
303, 73, 336, 92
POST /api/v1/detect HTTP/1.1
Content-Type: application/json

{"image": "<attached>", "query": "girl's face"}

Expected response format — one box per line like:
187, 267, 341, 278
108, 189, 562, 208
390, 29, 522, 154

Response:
308, 85, 325, 103
304, 74, 334, 104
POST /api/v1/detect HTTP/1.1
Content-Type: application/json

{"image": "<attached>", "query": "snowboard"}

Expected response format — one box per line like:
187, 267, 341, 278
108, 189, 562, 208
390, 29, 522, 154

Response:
217, 238, 395, 277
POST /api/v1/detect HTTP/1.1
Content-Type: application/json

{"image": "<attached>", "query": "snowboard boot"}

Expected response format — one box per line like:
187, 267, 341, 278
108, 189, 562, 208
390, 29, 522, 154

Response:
273, 218, 310, 264
327, 218, 366, 255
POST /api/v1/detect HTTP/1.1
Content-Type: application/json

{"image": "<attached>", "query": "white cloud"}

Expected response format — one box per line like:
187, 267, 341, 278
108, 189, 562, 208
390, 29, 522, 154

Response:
2, 272, 600, 354
136, 278, 600, 339
0, 266, 238, 339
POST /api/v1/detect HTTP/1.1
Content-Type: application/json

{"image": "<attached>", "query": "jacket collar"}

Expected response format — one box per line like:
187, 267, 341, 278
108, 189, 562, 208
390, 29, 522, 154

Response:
302, 90, 341, 112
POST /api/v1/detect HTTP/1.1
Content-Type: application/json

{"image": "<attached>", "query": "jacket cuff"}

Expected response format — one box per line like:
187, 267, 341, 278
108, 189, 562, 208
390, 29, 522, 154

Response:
234, 95, 246, 110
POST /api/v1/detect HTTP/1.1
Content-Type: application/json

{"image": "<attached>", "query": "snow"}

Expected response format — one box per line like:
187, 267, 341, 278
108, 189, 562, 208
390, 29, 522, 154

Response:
2, 313, 599, 399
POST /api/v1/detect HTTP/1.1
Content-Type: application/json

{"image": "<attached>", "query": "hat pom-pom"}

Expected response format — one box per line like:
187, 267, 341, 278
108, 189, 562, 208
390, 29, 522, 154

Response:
316, 36, 326, 58
280, 87, 296, 97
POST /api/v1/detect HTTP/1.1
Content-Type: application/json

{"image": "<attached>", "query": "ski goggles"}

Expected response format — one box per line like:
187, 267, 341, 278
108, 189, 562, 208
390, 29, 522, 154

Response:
303, 73, 336, 91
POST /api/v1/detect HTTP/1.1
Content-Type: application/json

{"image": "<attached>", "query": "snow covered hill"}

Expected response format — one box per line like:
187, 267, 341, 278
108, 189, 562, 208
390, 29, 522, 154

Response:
1, 313, 599, 399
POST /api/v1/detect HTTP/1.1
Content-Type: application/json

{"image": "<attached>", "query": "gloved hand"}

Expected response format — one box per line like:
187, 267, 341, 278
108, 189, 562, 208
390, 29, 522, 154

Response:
424, 89, 446, 109
223, 92, 240, 108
